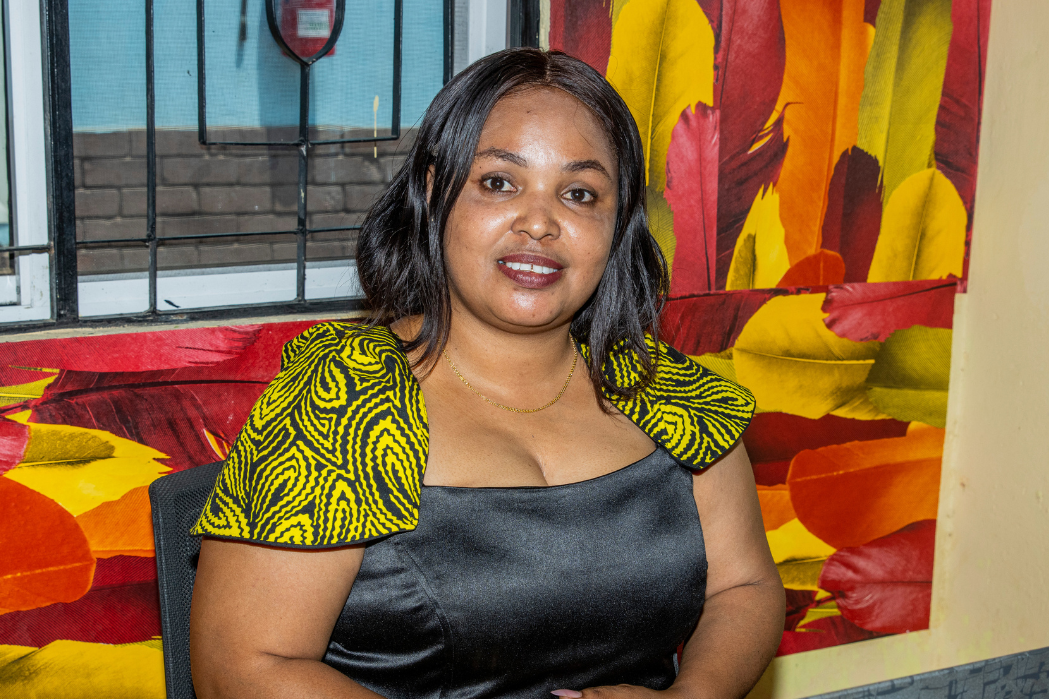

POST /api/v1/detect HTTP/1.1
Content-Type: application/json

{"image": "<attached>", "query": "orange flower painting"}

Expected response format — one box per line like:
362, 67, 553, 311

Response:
0, 321, 319, 695
552, 0, 992, 655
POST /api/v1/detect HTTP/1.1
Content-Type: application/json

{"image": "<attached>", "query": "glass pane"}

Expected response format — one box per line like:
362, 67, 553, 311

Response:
155, 232, 299, 310
70, 0, 149, 314
306, 139, 399, 232
305, 231, 360, 301
77, 246, 150, 317
402, 0, 446, 124
308, 0, 396, 141
201, 0, 299, 143
69, 0, 444, 315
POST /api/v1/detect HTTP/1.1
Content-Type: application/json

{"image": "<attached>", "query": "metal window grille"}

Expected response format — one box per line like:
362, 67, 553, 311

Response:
3, 0, 539, 333
507, 0, 540, 49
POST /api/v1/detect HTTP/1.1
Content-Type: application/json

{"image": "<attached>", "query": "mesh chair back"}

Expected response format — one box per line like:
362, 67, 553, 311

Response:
149, 461, 223, 699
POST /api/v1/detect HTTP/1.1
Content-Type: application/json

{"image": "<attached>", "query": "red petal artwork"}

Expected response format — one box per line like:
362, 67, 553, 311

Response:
0, 478, 95, 614
776, 615, 886, 656
0, 325, 262, 379
662, 289, 787, 356
0, 418, 28, 475
710, 0, 785, 162
548, 0, 612, 75
696, 1, 720, 45
717, 114, 789, 287
0, 556, 160, 646
665, 104, 720, 296
788, 428, 944, 549
744, 412, 909, 486
864, 0, 881, 24
88, 554, 157, 586
27, 375, 269, 472
935, 0, 993, 221
777, 250, 846, 287
819, 520, 936, 634
819, 147, 883, 283
14, 321, 323, 472
193, 320, 323, 382
75, 486, 155, 558
783, 589, 817, 632
707, 0, 787, 289
821, 279, 958, 343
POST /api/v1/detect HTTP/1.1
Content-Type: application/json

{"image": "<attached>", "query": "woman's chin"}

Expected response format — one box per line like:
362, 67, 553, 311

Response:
483, 305, 572, 333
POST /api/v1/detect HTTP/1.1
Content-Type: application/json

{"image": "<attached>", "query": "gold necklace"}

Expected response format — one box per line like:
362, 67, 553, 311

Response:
443, 343, 579, 414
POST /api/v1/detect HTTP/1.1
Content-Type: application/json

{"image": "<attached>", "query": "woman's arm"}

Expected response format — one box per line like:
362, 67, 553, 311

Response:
190, 538, 384, 699
671, 442, 785, 698
576, 442, 784, 699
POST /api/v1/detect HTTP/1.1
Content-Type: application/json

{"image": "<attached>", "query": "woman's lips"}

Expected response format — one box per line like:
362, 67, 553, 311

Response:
497, 254, 563, 289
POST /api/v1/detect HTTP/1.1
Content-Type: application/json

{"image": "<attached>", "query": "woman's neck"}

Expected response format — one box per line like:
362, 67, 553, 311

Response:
392, 313, 579, 403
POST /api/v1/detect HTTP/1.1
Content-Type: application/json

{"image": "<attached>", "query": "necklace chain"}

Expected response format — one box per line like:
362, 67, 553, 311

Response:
443, 343, 578, 414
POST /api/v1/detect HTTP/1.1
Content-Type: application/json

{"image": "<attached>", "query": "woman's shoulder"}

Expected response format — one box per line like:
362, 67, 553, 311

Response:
191, 321, 426, 548
279, 321, 411, 377
602, 335, 755, 471
259, 322, 419, 430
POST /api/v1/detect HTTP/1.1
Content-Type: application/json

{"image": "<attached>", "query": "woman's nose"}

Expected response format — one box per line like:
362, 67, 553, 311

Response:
511, 191, 561, 241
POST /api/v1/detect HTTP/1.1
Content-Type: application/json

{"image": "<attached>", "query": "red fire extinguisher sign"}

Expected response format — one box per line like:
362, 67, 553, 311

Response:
279, 0, 337, 58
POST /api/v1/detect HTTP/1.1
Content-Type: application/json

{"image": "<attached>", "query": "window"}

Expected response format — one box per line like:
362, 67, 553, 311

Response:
0, 0, 538, 331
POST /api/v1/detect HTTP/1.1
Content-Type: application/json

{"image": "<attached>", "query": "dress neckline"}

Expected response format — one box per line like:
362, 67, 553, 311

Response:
394, 327, 661, 493
420, 446, 665, 492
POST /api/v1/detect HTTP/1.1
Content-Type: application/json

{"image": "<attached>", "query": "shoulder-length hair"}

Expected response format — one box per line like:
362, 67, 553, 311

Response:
356, 47, 668, 402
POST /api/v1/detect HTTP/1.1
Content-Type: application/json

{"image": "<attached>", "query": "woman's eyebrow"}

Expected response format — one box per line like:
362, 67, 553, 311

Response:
563, 159, 611, 179
474, 147, 527, 166
474, 148, 611, 180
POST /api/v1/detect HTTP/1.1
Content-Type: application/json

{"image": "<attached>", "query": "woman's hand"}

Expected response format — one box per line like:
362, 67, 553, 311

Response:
553, 685, 706, 699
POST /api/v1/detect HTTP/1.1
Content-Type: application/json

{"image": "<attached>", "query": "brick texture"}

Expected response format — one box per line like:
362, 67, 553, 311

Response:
73, 128, 413, 274
199, 186, 272, 215
75, 189, 120, 219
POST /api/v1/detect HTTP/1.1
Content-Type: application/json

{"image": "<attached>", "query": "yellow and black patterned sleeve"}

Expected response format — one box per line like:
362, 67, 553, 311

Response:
191, 323, 428, 548
593, 336, 755, 471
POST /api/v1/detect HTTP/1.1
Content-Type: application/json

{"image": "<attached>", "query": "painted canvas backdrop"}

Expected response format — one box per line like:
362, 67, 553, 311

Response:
551, 0, 990, 655
0, 321, 320, 696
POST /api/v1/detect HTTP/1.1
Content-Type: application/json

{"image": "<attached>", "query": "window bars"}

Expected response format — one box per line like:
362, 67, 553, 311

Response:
7, 0, 540, 332
72, 0, 406, 323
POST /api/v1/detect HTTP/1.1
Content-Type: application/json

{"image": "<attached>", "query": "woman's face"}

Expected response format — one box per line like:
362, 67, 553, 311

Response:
442, 87, 619, 335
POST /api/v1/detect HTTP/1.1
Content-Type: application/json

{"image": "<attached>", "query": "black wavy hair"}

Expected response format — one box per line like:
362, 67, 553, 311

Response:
356, 47, 669, 402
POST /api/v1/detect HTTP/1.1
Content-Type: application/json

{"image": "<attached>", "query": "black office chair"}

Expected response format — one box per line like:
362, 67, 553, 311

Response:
149, 461, 223, 699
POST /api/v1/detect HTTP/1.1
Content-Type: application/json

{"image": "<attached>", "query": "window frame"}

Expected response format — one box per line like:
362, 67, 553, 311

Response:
0, 0, 57, 326
0, 0, 539, 334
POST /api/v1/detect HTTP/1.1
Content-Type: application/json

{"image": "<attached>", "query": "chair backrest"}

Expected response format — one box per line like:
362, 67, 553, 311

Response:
149, 461, 223, 699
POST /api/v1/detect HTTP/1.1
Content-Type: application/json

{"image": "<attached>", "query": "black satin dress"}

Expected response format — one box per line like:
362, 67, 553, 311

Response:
323, 447, 708, 699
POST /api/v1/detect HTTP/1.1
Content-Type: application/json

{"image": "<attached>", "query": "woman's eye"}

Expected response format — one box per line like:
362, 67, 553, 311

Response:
483, 177, 514, 192
566, 188, 595, 204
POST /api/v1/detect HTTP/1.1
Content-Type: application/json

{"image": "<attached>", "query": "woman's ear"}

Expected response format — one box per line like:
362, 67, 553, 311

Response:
426, 164, 435, 201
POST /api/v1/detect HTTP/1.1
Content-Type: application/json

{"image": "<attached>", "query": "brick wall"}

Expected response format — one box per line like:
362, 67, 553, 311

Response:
73, 128, 413, 275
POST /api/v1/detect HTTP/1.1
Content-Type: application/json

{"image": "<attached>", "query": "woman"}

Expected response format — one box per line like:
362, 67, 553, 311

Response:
190, 48, 784, 699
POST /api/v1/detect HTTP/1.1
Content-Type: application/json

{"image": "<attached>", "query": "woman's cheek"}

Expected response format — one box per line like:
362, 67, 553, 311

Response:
577, 234, 613, 285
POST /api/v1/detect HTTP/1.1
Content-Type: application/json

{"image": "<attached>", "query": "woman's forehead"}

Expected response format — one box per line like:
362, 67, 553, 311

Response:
477, 87, 616, 167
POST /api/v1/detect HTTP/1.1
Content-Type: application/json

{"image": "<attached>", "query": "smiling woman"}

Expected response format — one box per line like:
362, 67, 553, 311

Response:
188, 49, 784, 699
356, 49, 666, 403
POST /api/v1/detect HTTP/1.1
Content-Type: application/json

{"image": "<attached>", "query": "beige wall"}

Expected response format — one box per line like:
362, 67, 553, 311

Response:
749, 1, 1049, 695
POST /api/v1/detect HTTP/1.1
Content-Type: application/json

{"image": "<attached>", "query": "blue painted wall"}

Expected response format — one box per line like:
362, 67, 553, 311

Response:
70, 0, 444, 132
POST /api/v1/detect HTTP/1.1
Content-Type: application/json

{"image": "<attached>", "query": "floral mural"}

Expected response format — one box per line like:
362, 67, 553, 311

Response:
551, 0, 991, 654
0, 322, 319, 696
